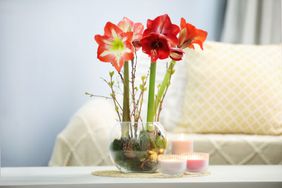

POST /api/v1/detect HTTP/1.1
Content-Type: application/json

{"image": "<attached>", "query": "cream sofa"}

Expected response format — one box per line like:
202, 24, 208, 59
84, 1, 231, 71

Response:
49, 42, 282, 166
49, 99, 282, 166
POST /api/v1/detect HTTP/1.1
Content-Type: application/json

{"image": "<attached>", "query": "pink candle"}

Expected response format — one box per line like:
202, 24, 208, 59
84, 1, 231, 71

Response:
171, 136, 193, 155
186, 153, 209, 172
158, 155, 186, 176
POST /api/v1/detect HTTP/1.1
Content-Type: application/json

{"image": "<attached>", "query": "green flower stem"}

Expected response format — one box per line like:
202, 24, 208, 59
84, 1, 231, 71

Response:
155, 60, 176, 115
146, 62, 157, 131
122, 61, 130, 137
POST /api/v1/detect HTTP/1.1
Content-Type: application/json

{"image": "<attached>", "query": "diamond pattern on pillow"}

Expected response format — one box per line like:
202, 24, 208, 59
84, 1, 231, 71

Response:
177, 42, 282, 135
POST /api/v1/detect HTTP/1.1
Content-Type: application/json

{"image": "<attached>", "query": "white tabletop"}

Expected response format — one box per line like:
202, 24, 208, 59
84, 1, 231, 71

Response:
0, 165, 282, 188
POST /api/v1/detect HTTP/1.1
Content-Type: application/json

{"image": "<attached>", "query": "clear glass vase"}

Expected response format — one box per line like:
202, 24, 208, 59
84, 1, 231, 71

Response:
110, 122, 167, 173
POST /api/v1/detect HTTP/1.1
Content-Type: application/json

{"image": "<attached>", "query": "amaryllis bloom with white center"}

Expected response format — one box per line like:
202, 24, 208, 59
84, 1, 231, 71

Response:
95, 22, 134, 72
118, 17, 144, 49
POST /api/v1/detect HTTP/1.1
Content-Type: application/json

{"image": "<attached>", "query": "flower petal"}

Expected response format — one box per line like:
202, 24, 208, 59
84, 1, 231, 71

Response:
118, 17, 134, 32
140, 33, 170, 62
104, 22, 123, 37
178, 18, 208, 49
133, 23, 144, 41
118, 18, 144, 50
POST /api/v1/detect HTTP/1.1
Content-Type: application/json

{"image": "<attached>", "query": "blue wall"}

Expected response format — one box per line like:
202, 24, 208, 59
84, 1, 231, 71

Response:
0, 0, 226, 167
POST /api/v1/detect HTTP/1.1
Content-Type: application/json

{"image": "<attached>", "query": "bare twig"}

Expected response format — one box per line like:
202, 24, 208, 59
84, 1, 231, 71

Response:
101, 76, 122, 121
84, 92, 111, 99
130, 59, 137, 120
102, 78, 123, 110
131, 51, 139, 137
134, 72, 149, 124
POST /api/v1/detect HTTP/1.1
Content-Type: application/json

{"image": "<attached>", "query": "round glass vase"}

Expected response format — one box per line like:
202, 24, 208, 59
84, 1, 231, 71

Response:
110, 122, 167, 173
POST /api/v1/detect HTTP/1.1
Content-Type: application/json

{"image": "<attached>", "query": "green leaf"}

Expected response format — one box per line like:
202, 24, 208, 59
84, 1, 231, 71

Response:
109, 71, 115, 77
155, 135, 167, 149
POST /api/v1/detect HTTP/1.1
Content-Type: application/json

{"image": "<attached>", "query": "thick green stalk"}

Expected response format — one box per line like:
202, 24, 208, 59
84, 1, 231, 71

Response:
155, 60, 176, 115
146, 62, 157, 130
121, 61, 130, 137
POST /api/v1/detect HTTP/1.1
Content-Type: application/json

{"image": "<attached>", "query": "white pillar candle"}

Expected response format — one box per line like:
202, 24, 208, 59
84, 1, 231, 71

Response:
186, 153, 209, 172
171, 135, 193, 155
158, 155, 186, 176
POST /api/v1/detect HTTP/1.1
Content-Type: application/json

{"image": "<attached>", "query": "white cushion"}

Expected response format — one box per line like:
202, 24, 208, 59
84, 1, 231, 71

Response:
178, 41, 282, 135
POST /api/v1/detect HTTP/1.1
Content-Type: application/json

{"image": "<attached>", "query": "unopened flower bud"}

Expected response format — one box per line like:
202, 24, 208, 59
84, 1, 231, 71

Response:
132, 40, 141, 48
170, 48, 184, 61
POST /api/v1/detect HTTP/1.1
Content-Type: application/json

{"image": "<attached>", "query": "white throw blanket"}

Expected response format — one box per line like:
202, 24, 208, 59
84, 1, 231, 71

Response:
49, 99, 116, 166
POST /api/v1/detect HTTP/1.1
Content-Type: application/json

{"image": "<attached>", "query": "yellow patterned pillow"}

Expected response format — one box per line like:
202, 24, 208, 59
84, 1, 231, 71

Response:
177, 42, 282, 135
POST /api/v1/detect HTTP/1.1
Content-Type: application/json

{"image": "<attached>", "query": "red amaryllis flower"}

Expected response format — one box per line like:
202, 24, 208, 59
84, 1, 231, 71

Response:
178, 18, 208, 49
141, 14, 180, 62
143, 14, 180, 46
140, 33, 170, 62
94, 22, 134, 72
118, 17, 144, 49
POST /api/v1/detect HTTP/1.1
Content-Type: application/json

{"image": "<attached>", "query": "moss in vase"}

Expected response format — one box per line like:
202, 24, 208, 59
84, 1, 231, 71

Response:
111, 139, 123, 151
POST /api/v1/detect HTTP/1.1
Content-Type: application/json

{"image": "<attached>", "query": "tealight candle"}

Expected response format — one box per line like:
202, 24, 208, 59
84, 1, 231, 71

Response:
158, 155, 186, 176
186, 153, 209, 172
171, 135, 193, 155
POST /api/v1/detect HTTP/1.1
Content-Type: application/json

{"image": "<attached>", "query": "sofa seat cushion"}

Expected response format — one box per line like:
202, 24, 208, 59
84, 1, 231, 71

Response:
167, 133, 282, 164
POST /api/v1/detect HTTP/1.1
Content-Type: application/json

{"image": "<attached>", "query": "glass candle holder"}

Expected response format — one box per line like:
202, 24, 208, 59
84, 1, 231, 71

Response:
158, 155, 186, 176
171, 135, 193, 155
186, 152, 209, 172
